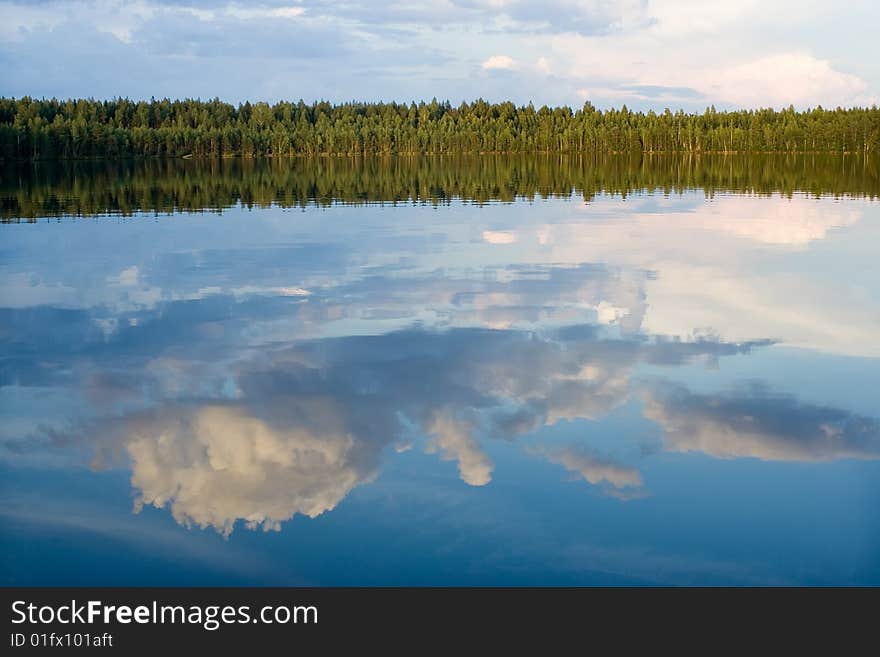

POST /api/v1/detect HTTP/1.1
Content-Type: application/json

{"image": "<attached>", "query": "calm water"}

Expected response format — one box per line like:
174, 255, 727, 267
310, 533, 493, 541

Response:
1, 155, 878, 585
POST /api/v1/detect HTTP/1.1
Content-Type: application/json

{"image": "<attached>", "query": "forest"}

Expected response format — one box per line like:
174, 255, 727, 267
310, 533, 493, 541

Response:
1, 97, 879, 160
3, 153, 877, 221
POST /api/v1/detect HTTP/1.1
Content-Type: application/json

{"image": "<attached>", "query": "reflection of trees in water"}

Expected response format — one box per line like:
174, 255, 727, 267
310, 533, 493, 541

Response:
3, 153, 878, 221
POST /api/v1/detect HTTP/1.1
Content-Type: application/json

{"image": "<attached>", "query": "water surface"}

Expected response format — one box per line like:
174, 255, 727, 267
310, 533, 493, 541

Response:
1, 155, 878, 585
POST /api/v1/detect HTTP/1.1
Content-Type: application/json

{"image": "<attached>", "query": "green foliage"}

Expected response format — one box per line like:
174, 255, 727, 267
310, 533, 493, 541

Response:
3, 153, 877, 221
1, 97, 879, 160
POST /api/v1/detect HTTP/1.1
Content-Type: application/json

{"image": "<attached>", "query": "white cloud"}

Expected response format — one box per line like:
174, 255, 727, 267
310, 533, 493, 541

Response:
125, 403, 372, 536
271, 6, 306, 19
647, 0, 763, 38
425, 411, 493, 486
706, 53, 870, 108
225, 5, 306, 21
535, 55, 552, 74
482, 230, 518, 244
108, 266, 141, 287
545, 1, 877, 108
482, 54, 517, 70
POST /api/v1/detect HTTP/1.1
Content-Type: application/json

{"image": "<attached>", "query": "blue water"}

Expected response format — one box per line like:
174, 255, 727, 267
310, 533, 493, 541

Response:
1, 188, 878, 585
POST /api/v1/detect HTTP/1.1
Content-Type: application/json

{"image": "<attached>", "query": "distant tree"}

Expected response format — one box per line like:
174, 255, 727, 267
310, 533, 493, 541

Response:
0, 97, 878, 160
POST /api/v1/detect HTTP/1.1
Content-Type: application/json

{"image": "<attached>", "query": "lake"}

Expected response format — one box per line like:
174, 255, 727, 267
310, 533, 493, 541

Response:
1, 154, 878, 585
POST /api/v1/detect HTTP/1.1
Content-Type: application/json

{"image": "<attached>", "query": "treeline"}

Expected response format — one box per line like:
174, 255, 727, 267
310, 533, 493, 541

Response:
3, 153, 877, 221
1, 97, 879, 160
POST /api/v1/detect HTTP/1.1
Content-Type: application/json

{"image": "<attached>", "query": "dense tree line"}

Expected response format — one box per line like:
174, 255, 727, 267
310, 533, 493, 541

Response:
3, 153, 877, 221
1, 97, 879, 160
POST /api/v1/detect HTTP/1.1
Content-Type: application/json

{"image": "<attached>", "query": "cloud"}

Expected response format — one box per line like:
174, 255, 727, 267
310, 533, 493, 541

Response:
0, 2, 429, 101
482, 54, 517, 70
118, 400, 381, 536
0, 260, 653, 399
707, 52, 871, 108
545, 2, 878, 109
538, 445, 645, 497
0, 0, 876, 108
109, 266, 141, 287
647, 0, 762, 38
644, 382, 880, 462
481, 230, 518, 243
271, 6, 305, 19
454, 0, 652, 35
225, 5, 306, 21
136, 6, 349, 60
426, 411, 494, 485
11, 295, 771, 531
482, 195, 878, 357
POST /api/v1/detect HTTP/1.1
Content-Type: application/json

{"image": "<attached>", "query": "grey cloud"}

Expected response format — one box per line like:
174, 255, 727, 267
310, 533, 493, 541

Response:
644, 382, 880, 462
467, 0, 653, 36
134, 8, 354, 60
0, 6, 447, 101
537, 445, 646, 497
68, 0, 647, 37
489, 406, 544, 437
322, 0, 652, 36
233, 325, 767, 472
0, 21, 155, 99
5, 260, 634, 392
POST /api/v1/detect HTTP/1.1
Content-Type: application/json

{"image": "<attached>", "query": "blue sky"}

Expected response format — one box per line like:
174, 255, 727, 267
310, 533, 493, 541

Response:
1, 0, 878, 109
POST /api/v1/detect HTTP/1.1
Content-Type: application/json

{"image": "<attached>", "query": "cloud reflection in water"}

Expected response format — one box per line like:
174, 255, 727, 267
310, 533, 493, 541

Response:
64, 321, 783, 535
